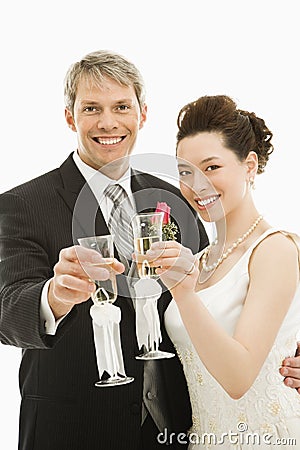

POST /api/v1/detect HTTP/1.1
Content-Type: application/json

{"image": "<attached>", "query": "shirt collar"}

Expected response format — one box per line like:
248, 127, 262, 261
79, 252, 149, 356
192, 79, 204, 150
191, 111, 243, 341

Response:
73, 151, 133, 202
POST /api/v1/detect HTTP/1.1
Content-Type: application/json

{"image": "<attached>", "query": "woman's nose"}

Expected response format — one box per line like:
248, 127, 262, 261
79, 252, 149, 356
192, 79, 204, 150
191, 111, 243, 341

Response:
191, 170, 211, 194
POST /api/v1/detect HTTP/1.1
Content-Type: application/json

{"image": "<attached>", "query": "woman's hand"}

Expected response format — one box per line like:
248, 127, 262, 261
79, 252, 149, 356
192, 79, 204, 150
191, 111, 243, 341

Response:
145, 241, 199, 296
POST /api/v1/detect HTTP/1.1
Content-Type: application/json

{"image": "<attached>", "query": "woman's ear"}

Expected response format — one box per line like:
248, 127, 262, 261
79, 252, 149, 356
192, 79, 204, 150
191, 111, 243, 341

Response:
245, 151, 258, 178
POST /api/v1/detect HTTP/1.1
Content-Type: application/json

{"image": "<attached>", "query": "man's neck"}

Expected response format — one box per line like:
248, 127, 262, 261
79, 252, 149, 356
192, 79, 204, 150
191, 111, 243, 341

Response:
73, 150, 131, 181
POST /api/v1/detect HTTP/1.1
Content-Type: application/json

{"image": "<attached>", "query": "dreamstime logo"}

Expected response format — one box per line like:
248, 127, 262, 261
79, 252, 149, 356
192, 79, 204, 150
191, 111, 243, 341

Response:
157, 423, 297, 446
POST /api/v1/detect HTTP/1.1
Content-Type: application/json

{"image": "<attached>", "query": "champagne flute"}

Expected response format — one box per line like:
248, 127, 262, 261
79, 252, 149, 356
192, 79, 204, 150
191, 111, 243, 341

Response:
78, 234, 134, 387
132, 213, 175, 360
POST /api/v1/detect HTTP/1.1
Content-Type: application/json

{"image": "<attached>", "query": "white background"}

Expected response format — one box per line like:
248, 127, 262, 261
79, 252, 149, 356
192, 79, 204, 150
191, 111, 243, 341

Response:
1, 1, 299, 448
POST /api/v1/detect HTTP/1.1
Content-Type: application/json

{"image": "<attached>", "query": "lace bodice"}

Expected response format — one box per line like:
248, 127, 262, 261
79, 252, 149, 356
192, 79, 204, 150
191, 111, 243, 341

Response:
165, 229, 300, 449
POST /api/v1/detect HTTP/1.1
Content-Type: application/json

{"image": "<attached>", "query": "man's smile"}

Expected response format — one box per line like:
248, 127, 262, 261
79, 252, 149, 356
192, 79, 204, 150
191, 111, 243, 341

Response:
93, 136, 126, 145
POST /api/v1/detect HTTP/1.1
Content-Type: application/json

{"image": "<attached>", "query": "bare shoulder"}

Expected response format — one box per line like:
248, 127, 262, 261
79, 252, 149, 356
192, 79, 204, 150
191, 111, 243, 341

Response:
252, 230, 299, 265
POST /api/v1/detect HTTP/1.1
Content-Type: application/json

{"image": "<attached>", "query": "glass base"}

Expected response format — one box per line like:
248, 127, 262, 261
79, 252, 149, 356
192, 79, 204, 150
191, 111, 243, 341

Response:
95, 376, 134, 387
136, 350, 175, 360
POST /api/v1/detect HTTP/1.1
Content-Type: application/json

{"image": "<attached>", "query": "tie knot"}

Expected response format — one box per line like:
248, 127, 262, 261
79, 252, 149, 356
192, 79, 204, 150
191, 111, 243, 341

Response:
104, 184, 126, 205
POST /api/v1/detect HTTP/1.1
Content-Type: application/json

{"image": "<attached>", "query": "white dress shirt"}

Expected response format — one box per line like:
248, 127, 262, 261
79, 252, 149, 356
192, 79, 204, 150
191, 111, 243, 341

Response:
40, 151, 135, 335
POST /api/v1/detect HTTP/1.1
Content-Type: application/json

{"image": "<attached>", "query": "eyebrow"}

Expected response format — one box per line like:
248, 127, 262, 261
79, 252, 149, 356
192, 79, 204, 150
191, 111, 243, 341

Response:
79, 100, 99, 105
177, 156, 221, 168
84, 98, 133, 102
79, 98, 135, 106
114, 98, 134, 104
177, 163, 191, 168
199, 156, 221, 165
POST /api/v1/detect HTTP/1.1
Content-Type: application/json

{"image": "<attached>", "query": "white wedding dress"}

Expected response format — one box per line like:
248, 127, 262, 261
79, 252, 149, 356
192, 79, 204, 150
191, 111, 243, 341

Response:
165, 229, 300, 449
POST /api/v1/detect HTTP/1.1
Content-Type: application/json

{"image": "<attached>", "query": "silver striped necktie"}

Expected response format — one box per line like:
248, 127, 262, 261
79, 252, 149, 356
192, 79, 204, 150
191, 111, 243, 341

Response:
104, 184, 135, 266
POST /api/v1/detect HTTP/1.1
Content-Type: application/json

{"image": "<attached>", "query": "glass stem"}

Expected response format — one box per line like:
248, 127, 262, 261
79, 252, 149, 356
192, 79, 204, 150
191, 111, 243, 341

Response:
107, 321, 119, 377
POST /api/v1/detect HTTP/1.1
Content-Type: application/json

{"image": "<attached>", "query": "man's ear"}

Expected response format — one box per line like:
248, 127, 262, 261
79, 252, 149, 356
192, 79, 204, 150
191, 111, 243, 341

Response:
139, 103, 147, 130
65, 108, 77, 132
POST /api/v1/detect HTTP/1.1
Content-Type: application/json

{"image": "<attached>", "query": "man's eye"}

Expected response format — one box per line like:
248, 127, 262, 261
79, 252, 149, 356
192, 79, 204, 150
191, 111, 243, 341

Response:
83, 106, 98, 113
116, 105, 130, 111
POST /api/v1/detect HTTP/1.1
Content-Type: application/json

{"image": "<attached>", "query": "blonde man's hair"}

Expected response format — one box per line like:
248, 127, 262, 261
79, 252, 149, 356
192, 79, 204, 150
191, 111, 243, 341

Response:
64, 50, 146, 114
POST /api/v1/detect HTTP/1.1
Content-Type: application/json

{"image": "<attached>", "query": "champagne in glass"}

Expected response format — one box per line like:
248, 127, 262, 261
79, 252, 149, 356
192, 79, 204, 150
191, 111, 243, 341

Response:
78, 234, 134, 387
78, 235, 117, 304
131, 213, 175, 360
134, 235, 160, 278
91, 258, 117, 303
132, 212, 164, 278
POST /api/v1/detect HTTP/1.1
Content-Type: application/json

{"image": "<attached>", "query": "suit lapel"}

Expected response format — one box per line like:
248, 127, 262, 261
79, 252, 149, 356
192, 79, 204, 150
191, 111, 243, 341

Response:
130, 169, 162, 213
57, 154, 109, 243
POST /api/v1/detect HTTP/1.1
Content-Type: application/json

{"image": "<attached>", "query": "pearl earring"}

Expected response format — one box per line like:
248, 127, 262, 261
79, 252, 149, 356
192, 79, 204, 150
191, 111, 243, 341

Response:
249, 177, 255, 189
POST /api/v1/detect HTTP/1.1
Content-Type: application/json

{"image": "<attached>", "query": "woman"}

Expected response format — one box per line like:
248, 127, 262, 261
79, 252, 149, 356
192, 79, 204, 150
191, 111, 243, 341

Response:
146, 95, 300, 449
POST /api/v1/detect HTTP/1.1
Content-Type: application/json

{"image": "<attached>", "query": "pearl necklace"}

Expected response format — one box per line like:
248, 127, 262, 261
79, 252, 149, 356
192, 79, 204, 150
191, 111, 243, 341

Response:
201, 215, 263, 272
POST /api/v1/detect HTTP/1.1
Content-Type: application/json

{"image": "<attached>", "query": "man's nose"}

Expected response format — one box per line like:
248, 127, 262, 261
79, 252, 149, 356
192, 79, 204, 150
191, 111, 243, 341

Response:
96, 110, 118, 130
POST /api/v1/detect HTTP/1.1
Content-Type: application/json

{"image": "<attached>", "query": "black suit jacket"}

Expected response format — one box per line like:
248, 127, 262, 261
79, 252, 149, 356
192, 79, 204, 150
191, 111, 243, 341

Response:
0, 153, 209, 450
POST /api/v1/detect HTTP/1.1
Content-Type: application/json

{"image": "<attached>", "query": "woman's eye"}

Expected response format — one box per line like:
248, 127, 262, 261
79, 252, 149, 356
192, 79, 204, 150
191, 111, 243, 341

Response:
179, 170, 192, 177
206, 165, 219, 172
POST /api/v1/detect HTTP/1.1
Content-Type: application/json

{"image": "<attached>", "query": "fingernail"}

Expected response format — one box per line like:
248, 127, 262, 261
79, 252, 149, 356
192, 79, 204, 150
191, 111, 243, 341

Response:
281, 368, 288, 376
285, 378, 293, 387
146, 250, 155, 256
88, 284, 95, 292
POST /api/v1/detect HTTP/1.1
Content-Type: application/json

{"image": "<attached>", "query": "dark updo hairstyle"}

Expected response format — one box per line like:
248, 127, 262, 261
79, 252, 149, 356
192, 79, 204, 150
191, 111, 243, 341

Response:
176, 95, 274, 174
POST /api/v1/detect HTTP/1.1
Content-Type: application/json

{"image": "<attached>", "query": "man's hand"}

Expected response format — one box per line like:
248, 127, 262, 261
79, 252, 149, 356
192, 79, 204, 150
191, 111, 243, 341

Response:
279, 342, 300, 393
48, 246, 124, 319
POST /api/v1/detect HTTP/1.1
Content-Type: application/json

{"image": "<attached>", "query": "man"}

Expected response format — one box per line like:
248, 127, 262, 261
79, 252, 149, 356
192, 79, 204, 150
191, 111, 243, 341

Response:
0, 50, 208, 450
